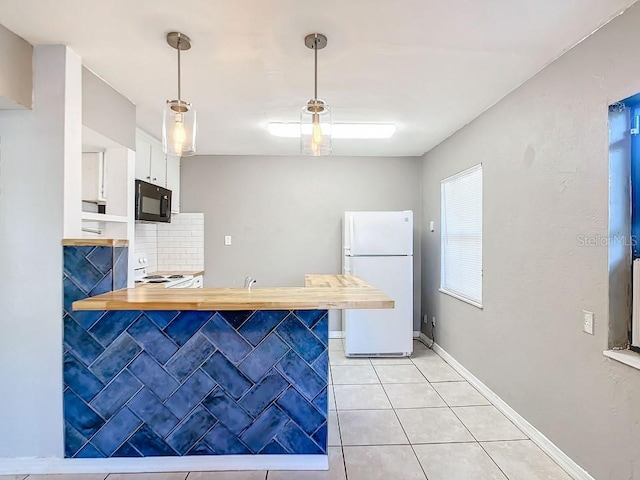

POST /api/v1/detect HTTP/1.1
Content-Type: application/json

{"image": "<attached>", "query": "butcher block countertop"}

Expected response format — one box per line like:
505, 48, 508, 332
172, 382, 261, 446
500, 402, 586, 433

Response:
73, 274, 393, 311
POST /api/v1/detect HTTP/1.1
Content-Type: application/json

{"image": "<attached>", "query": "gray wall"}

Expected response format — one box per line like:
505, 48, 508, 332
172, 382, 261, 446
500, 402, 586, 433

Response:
82, 67, 136, 149
0, 22, 32, 109
181, 154, 423, 332
420, 4, 640, 479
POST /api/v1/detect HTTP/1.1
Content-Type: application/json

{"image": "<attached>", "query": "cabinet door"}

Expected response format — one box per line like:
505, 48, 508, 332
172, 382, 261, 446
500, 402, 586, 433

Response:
82, 152, 106, 203
150, 143, 167, 186
166, 154, 180, 213
135, 138, 152, 182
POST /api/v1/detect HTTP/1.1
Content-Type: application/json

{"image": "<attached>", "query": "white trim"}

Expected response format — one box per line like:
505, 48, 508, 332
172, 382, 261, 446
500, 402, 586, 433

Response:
0, 454, 328, 475
603, 349, 640, 370
439, 288, 484, 309
329, 330, 344, 339
423, 335, 594, 480
413, 330, 420, 338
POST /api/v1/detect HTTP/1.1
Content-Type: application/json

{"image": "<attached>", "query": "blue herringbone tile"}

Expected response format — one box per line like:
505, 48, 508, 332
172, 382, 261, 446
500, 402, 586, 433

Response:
294, 310, 326, 329
260, 440, 288, 454
276, 422, 324, 454
238, 310, 289, 346
201, 313, 252, 363
165, 369, 216, 418
165, 406, 215, 455
63, 389, 105, 439
276, 387, 325, 435
240, 405, 289, 453
64, 315, 104, 365
239, 371, 289, 417
164, 311, 213, 346
128, 352, 179, 400
145, 311, 180, 329
312, 349, 329, 378
89, 271, 113, 297
75, 443, 105, 458
165, 333, 215, 381
63, 279, 104, 329
64, 246, 105, 293
277, 315, 325, 364
113, 247, 128, 290
202, 387, 253, 436
311, 313, 329, 346
87, 246, 114, 275
64, 422, 87, 458
313, 387, 328, 413
128, 315, 178, 364
91, 407, 142, 457
113, 442, 142, 457
202, 352, 252, 400
90, 310, 142, 347
63, 351, 104, 402
238, 332, 290, 382
312, 422, 328, 450
129, 425, 178, 456
187, 441, 216, 456
128, 388, 179, 437
90, 333, 141, 383
90, 370, 142, 419
203, 424, 250, 454
276, 351, 325, 401
217, 310, 254, 328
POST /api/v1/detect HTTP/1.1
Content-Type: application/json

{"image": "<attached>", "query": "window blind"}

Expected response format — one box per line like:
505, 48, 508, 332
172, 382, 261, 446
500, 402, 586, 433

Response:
440, 164, 483, 307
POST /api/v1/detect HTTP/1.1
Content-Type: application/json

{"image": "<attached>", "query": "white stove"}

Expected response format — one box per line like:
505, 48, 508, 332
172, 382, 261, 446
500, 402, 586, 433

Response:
134, 254, 195, 288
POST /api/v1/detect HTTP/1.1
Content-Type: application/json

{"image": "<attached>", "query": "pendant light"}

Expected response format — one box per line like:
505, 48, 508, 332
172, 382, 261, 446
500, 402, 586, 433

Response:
162, 32, 196, 157
301, 33, 332, 156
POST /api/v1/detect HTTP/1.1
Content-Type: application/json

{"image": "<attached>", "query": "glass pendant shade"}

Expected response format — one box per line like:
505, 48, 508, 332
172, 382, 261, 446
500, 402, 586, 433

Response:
300, 99, 332, 156
163, 100, 196, 157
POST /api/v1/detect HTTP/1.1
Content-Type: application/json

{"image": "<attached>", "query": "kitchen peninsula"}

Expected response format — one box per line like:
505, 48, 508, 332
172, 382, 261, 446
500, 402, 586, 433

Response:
64, 239, 392, 472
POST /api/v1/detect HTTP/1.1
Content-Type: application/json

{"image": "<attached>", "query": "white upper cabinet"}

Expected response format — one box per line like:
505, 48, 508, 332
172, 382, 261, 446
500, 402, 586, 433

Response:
166, 154, 181, 214
135, 136, 152, 182
135, 128, 180, 213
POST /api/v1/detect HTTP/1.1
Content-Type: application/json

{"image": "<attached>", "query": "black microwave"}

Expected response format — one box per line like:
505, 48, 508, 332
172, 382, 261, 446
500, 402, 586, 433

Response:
135, 180, 172, 223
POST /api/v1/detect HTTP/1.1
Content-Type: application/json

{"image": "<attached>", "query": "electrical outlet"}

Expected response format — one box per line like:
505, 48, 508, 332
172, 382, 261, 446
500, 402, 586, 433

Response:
423, 314, 428, 324
224, 235, 232, 246
583, 310, 594, 335
432, 316, 436, 328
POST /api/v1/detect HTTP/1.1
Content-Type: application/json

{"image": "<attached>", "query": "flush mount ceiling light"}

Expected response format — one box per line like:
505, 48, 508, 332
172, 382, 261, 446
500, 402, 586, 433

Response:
162, 32, 196, 157
301, 33, 331, 156
269, 123, 396, 139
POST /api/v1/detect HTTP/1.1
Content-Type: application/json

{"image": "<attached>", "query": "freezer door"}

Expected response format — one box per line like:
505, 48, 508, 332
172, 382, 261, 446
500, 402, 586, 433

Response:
344, 211, 413, 256
343, 255, 413, 356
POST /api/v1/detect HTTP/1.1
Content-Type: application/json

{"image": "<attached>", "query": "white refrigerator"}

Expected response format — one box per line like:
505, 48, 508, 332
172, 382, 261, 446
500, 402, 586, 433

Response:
342, 211, 413, 357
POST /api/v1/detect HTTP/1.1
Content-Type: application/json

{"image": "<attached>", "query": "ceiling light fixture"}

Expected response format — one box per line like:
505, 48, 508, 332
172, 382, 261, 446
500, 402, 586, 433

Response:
162, 32, 196, 157
301, 33, 331, 156
269, 123, 396, 139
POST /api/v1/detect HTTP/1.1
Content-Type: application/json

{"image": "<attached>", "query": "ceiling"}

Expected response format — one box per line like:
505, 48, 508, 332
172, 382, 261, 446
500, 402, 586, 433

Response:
0, 0, 636, 156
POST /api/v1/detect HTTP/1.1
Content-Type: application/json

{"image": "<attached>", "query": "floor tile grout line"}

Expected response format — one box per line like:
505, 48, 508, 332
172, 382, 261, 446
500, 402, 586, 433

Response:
370, 358, 429, 480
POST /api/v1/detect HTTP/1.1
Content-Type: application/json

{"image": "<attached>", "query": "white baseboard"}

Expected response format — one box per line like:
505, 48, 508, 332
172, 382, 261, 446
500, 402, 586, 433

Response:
422, 334, 594, 480
413, 330, 421, 338
0, 454, 328, 475
329, 331, 343, 339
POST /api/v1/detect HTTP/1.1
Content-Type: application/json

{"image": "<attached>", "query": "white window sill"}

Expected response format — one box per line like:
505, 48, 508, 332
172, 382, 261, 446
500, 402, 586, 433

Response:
439, 288, 483, 309
603, 349, 640, 370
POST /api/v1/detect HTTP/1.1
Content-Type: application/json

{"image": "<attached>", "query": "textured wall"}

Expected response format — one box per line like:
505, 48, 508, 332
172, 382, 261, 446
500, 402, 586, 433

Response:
420, 4, 640, 479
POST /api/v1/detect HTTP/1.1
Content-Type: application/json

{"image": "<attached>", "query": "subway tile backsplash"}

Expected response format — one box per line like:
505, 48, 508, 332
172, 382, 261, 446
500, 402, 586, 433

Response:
135, 213, 204, 272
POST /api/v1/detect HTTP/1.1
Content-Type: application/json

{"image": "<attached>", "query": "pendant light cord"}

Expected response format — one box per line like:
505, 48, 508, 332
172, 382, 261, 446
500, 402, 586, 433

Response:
314, 33, 318, 101
177, 36, 182, 101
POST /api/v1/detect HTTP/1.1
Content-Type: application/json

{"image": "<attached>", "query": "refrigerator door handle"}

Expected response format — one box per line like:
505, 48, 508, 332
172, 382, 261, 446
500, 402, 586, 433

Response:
347, 214, 355, 253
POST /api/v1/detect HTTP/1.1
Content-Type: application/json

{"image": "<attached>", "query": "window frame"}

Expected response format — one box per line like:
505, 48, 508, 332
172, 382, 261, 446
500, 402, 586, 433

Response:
439, 163, 484, 309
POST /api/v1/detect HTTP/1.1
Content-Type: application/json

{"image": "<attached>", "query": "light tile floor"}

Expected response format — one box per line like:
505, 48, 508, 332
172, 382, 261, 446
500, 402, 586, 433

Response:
3, 340, 573, 480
